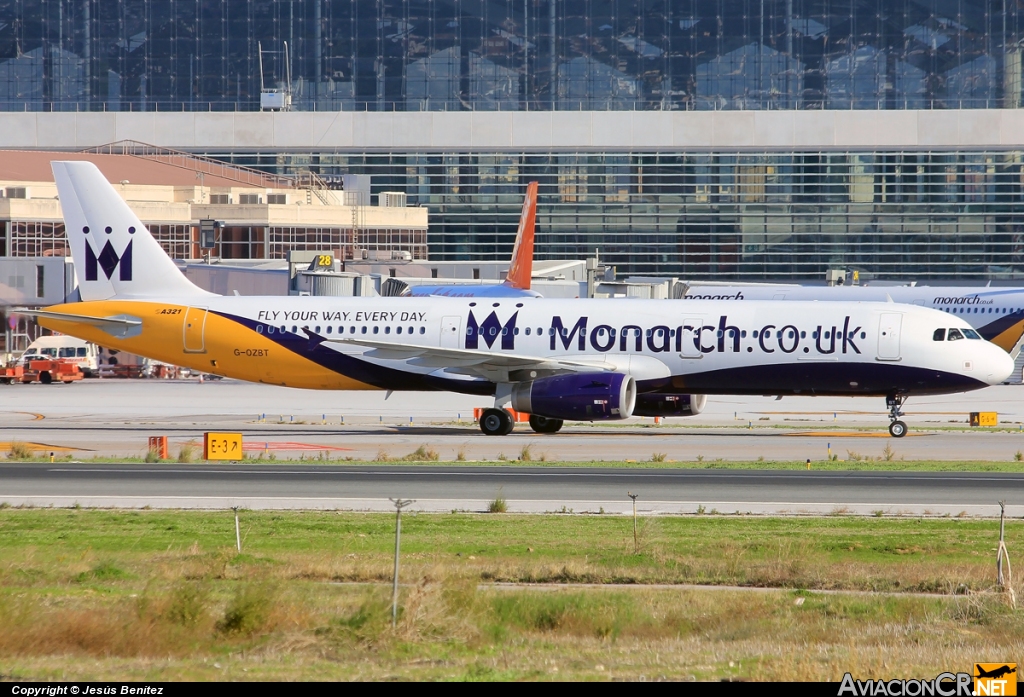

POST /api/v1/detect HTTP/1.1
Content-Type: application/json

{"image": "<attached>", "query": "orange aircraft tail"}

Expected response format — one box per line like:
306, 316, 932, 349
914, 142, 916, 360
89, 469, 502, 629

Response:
504, 181, 537, 290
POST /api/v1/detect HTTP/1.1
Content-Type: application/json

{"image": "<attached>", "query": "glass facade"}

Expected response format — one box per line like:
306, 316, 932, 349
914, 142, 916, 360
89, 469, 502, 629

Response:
183, 147, 1024, 280
0, 0, 1019, 112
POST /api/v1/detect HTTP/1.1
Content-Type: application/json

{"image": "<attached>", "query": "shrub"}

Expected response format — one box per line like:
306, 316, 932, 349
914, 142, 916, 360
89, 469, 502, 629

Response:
404, 445, 439, 461
218, 583, 278, 635
488, 490, 508, 513
176, 442, 196, 463
166, 581, 210, 627
7, 442, 33, 460
650, 453, 666, 463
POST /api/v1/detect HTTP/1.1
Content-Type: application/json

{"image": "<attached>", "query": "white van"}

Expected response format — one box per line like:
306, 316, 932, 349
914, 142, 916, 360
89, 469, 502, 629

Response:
21, 336, 99, 377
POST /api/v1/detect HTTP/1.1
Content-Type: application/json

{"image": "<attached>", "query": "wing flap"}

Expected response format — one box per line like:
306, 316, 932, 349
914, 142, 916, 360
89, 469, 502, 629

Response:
325, 336, 613, 379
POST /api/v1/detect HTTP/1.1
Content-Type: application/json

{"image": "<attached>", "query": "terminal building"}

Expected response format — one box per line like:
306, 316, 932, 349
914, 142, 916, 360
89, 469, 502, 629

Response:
1, 1, 1024, 280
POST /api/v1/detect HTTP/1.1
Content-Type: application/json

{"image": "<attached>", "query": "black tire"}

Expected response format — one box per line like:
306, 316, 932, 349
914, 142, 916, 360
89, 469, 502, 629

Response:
888, 420, 907, 438
39, 371, 52, 385
529, 414, 564, 434
479, 408, 514, 436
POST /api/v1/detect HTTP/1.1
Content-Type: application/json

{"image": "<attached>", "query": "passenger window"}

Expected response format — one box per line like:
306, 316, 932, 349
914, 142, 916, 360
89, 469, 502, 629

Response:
326, 326, 332, 334
374, 326, 380, 334
933, 328, 946, 341
361, 326, 367, 334
419, 327, 425, 334
77, 347, 87, 356
268, 326, 274, 334
396, 327, 402, 334
291, 326, 297, 333
259, 326, 266, 334
525, 328, 531, 336
963, 329, 982, 340
408, 326, 413, 334
947, 328, 964, 341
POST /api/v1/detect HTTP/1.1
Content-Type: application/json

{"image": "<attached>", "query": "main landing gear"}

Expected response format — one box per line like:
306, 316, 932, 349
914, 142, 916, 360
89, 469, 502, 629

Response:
478, 408, 514, 436
477, 410, 565, 436
528, 414, 564, 434
886, 394, 908, 438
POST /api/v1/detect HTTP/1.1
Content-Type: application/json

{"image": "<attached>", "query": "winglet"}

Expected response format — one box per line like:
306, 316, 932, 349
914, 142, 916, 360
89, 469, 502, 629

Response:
504, 181, 537, 291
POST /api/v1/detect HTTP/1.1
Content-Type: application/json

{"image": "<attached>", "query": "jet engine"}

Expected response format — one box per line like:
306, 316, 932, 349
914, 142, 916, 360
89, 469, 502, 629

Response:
511, 372, 636, 421
632, 393, 707, 417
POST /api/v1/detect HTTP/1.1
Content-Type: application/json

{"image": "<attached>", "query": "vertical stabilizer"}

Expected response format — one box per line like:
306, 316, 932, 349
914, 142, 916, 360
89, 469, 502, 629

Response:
504, 181, 537, 290
52, 161, 212, 301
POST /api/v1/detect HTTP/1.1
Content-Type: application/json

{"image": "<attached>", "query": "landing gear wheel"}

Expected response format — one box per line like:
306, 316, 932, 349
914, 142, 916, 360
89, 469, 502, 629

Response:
888, 420, 907, 438
529, 415, 564, 434
479, 408, 514, 436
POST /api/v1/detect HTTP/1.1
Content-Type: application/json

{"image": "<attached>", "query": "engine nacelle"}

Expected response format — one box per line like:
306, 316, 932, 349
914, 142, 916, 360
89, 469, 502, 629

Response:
632, 393, 707, 417
511, 372, 636, 421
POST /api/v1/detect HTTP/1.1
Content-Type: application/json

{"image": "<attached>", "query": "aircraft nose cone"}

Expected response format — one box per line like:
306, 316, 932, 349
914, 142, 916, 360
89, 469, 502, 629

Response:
983, 344, 1016, 385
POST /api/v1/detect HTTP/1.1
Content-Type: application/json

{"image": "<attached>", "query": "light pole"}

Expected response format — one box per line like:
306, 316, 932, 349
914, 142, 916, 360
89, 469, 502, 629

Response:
628, 492, 639, 554
390, 498, 414, 627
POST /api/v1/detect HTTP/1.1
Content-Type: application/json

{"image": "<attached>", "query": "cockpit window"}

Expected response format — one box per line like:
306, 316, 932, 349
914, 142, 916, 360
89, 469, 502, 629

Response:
963, 328, 982, 340
947, 328, 964, 341
932, 328, 946, 341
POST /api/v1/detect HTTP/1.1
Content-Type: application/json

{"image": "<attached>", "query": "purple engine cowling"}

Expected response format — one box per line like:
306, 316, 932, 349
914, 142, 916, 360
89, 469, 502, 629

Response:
511, 372, 637, 421
632, 393, 707, 417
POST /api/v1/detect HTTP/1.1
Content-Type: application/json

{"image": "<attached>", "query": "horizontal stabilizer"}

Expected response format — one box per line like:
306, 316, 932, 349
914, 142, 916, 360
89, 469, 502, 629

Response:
13, 308, 142, 338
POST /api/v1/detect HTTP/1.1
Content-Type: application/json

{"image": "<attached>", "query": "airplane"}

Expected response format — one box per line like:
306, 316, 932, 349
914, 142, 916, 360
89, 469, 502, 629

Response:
681, 283, 1024, 355
380, 181, 540, 299
17, 161, 1017, 440
975, 665, 1016, 680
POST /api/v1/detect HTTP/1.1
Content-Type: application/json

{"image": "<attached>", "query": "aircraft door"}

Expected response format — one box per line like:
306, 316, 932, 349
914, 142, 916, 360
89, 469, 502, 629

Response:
440, 316, 462, 348
679, 319, 703, 358
183, 307, 209, 353
877, 313, 903, 360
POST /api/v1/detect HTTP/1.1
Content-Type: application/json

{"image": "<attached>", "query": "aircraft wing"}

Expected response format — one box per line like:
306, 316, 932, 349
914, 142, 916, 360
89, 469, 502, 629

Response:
323, 336, 614, 382
12, 308, 143, 338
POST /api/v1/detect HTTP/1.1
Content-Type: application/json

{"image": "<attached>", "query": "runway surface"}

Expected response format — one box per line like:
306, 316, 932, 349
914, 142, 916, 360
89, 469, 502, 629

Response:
1, 462, 1020, 517
3, 379, 1024, 462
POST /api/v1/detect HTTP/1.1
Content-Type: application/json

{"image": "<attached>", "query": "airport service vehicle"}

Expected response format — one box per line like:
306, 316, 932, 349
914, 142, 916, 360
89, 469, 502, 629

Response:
682, 284, 1024, 355
18, 161, 1017, 439
382, 182, 540, 299
19, 335, 99, 376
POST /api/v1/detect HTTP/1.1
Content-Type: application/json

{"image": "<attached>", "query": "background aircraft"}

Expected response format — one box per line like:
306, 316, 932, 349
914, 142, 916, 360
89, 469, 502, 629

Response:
381, 182, 540, 299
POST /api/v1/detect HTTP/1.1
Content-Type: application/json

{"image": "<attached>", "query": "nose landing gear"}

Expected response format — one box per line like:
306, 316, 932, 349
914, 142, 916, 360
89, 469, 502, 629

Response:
886, 394, 907, 438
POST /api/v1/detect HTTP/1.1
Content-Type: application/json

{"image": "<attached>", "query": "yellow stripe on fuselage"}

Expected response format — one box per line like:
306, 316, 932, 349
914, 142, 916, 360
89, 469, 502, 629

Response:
37, 301, 377, 390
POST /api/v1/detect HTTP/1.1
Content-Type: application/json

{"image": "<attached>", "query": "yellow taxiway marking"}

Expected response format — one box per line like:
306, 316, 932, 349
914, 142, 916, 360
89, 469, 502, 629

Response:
783, 431, 926, 438
0, 442, 85, 452
7, 412, 45, 421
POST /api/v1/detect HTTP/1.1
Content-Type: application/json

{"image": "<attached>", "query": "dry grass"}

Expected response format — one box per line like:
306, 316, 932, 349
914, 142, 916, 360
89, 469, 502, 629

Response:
6, 442, 33, 460
0, 510, 1022, 680
176, 441, 197, 463
403, 445, 439, 462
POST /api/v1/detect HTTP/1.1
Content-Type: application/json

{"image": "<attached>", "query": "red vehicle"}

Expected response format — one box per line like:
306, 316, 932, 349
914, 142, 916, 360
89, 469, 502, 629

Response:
20, 359, 83, 384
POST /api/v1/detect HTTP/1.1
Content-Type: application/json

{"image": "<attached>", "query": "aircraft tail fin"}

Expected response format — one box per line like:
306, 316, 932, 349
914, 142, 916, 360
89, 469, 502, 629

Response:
987, 316, 1024, 357
504, 181, 537, 291
51, 161, 213, 301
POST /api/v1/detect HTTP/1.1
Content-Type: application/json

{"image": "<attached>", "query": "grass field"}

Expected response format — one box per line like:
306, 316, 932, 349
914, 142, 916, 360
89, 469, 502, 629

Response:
8, 438, 1024, 471
0, 509, 1021, 680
